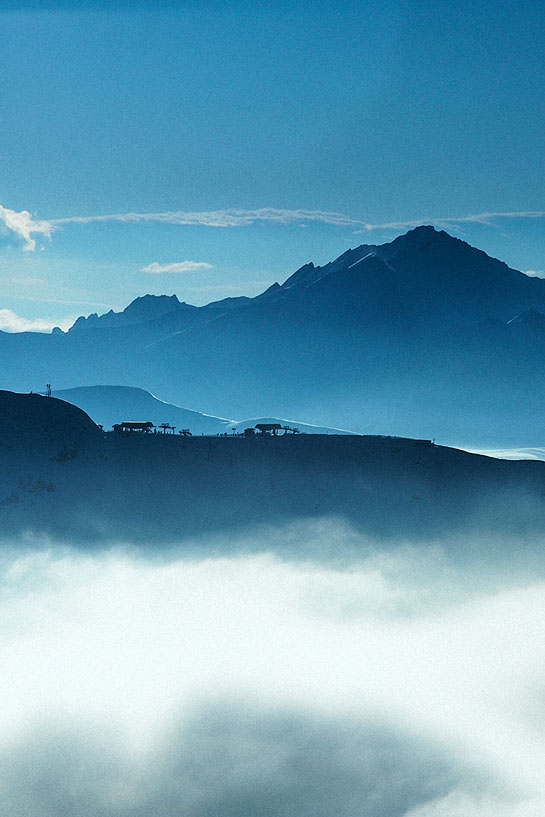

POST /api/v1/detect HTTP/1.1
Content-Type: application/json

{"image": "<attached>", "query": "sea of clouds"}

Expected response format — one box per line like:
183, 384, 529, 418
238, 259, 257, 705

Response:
1, 520, 544, 816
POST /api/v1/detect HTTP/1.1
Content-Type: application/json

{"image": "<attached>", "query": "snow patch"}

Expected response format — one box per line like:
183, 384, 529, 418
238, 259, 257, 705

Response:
348, 252, 376, 268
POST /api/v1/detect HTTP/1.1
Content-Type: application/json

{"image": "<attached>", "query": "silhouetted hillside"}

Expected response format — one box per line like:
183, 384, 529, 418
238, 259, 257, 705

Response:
2, 391, 545, 552
0, 390, 101, 452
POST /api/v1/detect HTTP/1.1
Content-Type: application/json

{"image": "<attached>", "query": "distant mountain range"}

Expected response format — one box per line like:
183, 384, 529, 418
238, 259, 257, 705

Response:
66, 292, 251, 338
3, 225, 545, 447
51, 386, 353, 435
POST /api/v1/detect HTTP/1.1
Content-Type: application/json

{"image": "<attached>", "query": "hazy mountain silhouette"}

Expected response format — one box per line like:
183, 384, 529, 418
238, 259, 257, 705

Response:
66, 292, 253, 340
51, 385, 353, 435
3, 226, 545, 447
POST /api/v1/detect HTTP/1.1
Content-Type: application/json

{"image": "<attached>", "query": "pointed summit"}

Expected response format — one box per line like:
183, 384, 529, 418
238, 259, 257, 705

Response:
386, 225, 458, 255
281, 262, 320, 290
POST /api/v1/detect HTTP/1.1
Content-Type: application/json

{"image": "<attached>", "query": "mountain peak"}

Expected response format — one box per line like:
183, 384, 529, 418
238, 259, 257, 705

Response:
69, 293, 188, 332
389, 224, 443, 251
124, 293, 181, 313
404, 224, 438, 238
281, 262, 318, 290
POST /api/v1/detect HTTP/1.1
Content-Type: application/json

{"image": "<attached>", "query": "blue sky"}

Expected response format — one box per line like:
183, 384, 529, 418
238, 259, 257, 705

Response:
1, 0, 544, 330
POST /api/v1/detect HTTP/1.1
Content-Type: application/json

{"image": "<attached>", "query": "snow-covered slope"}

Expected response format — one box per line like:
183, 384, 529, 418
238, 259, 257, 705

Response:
52, 386, 353, 435
52, 385, 231, 434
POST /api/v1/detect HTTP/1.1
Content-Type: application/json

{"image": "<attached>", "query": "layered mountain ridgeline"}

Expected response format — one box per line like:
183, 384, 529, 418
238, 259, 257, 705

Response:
2, 391, 545, 553
66, 292, 251, 338
3, 227, 545, 447
51, 385, 354, 435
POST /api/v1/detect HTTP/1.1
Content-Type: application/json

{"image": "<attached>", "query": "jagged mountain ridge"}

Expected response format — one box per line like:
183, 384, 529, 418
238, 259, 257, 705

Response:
66, 226, 545, 335
3, 226, 545, 447
67, 292, 252, 337
69, 293, 193, 331
259, 225, 545, 324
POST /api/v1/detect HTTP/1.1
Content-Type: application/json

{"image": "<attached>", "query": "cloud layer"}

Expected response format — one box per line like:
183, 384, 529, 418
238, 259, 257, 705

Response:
140, 260, 213, 274
0, 528, 544, 816
0, 308, 73, 333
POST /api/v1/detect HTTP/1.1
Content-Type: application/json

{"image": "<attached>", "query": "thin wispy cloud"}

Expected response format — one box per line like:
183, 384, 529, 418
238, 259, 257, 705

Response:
141, 261, 214, 274
356, 210, 545, 232
184, 281, 271, 294
50, 207, 545, 233
3, 203, 545, 253
4, 276, 47, 287
50, 207, 365, 229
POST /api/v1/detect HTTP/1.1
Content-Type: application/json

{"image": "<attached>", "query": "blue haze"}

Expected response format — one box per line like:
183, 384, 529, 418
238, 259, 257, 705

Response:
0, 0, 544, 324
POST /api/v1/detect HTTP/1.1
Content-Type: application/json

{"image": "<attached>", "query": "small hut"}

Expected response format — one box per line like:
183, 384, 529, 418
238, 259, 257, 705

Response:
255, 423, 283, 436
113, 421, 154, 433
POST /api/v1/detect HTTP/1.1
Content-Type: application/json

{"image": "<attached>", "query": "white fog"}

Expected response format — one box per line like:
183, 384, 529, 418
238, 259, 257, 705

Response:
0, 522, 544, 816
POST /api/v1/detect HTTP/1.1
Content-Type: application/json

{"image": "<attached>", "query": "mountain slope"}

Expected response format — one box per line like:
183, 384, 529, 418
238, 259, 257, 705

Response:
66, 292, 253, 342
51, 386, 353, 435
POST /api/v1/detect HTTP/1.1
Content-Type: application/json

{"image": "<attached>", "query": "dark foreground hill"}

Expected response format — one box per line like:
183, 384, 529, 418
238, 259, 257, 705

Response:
2, 391, 545, 556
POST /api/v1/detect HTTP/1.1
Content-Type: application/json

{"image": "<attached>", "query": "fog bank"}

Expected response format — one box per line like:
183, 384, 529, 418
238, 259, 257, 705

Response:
1, 524, 544, 816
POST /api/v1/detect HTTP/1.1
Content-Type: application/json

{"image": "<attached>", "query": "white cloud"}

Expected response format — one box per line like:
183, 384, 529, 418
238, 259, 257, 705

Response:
0, 535, 544, 815
0, 309, 74, 333
184, 280, 271, 294
0, 204, 52, 251
524, 270, 545, 278
4, 276, 47, 287
140, 260, 213, 274
4, 201, 545, 255
354, 210, 545, 232
51, 207, 365, 229
49, 207, 545, 233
